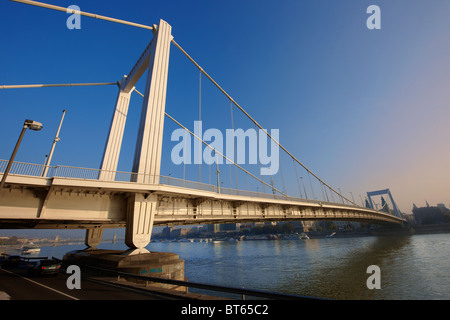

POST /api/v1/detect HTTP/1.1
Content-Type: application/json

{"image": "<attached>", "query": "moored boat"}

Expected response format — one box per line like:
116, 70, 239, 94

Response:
22, 246, 41, 255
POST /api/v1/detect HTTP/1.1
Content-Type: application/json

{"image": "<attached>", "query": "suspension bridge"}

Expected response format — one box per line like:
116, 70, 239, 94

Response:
0, 1, 406, 253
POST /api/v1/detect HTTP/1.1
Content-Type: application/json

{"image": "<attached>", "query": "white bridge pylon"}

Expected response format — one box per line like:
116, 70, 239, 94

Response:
99, 20, 172, 251
100, 20, 171, 185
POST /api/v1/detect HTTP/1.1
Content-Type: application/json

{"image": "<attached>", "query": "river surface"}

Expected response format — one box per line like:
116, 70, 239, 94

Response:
14, 233, 450, 300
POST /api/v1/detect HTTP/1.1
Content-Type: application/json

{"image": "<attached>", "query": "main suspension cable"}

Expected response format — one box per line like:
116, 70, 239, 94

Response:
133, 87, 287, 197
10, 0, 154, 30
0, 82, 118, 89
171, 39, 355, 205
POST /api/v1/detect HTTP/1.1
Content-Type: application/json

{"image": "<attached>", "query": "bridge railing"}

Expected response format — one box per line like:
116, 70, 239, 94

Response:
158, 175, 216, 193
0, 159, 50, 177
218, 185, 362, 208
0, 160, 219, 193
1, 159, 363, 209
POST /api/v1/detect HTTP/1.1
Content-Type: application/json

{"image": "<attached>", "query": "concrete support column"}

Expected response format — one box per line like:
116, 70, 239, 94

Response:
125, 193, 157, 252
132, 20, 172, 184
85, 228, 104, 250
99, 85, 132, 181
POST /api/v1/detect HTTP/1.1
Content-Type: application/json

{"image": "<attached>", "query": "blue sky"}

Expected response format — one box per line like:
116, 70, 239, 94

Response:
1, 0, 450, 214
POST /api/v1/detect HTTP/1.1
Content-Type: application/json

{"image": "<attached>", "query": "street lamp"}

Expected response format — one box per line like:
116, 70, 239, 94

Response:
214, 150, 220, 193
42, 109, 66, 177
0, 119, 43, 189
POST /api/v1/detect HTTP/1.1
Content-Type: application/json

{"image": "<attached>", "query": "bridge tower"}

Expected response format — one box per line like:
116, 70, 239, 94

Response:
87, 19, 172, 252
366, 189, 402, 218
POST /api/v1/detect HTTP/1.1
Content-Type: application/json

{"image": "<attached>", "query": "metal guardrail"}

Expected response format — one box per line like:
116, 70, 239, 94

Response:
0, 159, 48, 177
0, 159, 388, 212
0, 159, 370, 207
0, 159, 217, 190
0, 159, 406, 223
80, 264, 324, 300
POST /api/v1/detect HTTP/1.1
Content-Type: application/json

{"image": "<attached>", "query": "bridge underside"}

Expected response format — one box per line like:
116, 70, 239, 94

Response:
0, 175, 405, 230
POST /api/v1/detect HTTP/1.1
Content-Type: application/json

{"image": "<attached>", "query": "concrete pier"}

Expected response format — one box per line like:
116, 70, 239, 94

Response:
63, 249, 185, 291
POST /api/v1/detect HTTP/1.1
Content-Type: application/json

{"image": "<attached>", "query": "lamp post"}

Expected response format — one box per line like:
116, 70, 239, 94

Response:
214, 150, 220, 193
42, 109, 66, 177
0, 119, 43, 189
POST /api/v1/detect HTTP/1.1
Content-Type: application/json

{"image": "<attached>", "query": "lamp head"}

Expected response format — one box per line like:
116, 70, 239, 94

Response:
24, 119, 43, 131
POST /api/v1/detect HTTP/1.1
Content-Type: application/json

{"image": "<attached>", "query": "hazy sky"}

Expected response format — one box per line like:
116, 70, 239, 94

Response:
1, 0, 449, 214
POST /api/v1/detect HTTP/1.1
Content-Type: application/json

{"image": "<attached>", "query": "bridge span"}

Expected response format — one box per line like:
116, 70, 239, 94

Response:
0, 161, 405, 235
1, 6, 406, 254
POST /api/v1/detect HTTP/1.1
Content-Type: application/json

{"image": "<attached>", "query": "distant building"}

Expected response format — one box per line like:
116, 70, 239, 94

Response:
170, 228, 190, 238
162, 226, 174, 238
302, 221, 314, 232
214, 223, 239, 233
201, 225, 214, 233
413, 202, 450, 225
239, 223, 253, 232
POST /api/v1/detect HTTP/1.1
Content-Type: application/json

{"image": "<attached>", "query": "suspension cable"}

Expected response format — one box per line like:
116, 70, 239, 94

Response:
10, 0, 154, 30
0, 82, 118, 89
132, 88, 288, 197
293, 159, 303, 198
198, 70, 202, 184
307, 172, 316, 200
279, 156, 286, 195
171, 39, 356, 205
165, 112, 287, 197
230, 99, 239, 190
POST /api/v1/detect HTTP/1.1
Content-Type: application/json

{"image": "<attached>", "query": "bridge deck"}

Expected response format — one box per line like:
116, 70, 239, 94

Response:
0, 162, 406, 229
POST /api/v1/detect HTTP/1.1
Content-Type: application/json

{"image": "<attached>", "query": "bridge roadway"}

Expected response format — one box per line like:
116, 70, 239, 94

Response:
0, 171, 405, 230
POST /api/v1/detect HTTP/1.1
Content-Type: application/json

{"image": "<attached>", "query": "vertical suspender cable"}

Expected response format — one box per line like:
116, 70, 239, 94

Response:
301, 177, 308, 199
258, 125, 266, 194
279, 158, 286, 195
307, 172, 316, 200
198, 70, 202, 185
183, 129, 186, 186
320, 182, 326, 202
230, 99, 239, 190
324, 184, 329, 202
228, 100, 233, 189
293, 159, 303, 198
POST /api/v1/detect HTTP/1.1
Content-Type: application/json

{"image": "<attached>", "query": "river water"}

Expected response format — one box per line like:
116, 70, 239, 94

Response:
31, 233, 450, 300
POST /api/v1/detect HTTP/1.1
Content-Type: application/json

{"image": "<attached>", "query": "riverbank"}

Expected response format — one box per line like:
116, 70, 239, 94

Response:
412, 223, 450, 234
2, 224, 449, 253
0, 240, 86, 255
310, 224, 450, 238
